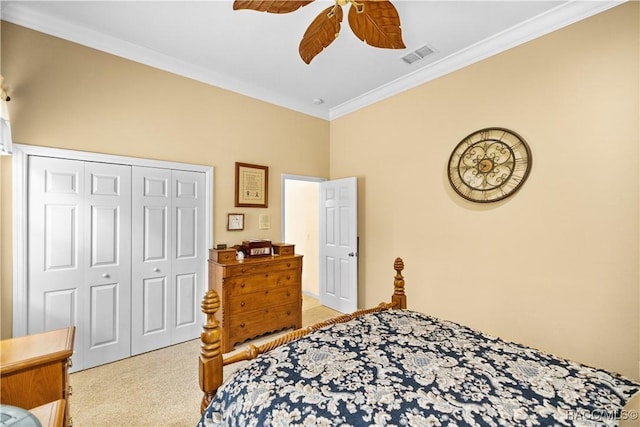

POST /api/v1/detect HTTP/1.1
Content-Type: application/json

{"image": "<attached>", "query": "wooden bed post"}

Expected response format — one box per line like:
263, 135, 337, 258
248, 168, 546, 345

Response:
199, 289, 223, 415
392, 257, 407, 309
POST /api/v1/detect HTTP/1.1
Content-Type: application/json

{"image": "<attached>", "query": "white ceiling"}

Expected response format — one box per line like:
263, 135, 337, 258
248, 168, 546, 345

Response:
1, 1, 624, 120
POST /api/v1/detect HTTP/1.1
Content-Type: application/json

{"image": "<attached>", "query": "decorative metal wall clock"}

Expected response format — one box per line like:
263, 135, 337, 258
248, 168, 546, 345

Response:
447, 127, 532, 203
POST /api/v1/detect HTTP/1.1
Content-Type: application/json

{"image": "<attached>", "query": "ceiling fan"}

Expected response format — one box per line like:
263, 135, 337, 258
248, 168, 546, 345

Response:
233, 0, 406, 64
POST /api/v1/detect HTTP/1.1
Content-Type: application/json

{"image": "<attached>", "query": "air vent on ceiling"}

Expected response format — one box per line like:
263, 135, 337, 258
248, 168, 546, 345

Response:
402, 44, 436, 65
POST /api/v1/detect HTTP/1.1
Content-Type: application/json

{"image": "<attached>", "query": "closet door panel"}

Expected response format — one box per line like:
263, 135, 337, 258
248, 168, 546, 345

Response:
28, 156, 85, 368
43, 289, 77, 331
83, 162, 131, 369
89, 284, 118, 344
171, 170, 205, 343
132, 166, 172, 355
175, 273, 196, 327
45, 205, 78, 270
142, 277, 167, 334
144, 206, 169, 260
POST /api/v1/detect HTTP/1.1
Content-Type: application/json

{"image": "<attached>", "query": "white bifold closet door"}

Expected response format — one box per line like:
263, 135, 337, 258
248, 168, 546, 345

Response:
131, 167, 205, 355
27, 157, 206, 370
28, 156, 132, 371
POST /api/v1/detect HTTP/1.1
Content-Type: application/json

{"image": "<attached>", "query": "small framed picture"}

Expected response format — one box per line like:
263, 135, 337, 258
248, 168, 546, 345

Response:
227, 213, 244, 231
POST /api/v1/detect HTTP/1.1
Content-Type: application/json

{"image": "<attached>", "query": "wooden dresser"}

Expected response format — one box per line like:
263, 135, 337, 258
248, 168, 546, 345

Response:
1, 327, 75, 427
209, 249, 302, 352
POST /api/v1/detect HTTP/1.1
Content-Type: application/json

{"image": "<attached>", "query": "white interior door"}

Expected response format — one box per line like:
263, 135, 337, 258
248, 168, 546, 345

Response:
171, 169, 205, 344
83, 161, 132, 369
319, 177, 358, 313
131, 166, 172, 355
28, 156, 132, 370
131, 167, 206, 354
28, 156, 86, 367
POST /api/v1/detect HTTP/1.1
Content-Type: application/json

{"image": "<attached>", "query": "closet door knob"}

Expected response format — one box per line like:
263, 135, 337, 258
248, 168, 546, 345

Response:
153, 268, 160, 273
102, 273, 110, 278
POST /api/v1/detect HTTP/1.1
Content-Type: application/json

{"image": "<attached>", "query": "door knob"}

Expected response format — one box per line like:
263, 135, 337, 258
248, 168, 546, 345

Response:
153, 268, 160, 272
102, 273, 110, 278
348, 252, 358, 257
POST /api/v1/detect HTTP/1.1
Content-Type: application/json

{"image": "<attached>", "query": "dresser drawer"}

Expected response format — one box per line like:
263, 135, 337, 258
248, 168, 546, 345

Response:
227, 285, 299, 315
228, 302, 300, 346
224, 258, 301, 277
225, 270, 300, 295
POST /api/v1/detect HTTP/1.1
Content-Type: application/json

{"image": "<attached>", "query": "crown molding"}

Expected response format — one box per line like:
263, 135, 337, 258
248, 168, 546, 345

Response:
1, 2, 330, 120
2, 1, 625, 122
328, 0, 625, 120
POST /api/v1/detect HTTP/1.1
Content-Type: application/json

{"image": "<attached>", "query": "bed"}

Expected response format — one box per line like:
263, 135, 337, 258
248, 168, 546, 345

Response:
197, 258, 640, 426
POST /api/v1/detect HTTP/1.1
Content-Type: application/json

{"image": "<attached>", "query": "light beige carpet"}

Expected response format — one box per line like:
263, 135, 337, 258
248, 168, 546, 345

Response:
69, 297, 339, 427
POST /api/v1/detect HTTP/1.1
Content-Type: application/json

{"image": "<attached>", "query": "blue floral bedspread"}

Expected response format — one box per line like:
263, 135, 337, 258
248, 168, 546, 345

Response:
199, 310, 640, 426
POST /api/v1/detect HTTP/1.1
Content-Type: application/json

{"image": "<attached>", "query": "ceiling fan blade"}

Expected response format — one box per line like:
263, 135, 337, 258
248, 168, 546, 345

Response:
233, 0, 313, 13
299, 5, 343, 64
348, 1, 405, 49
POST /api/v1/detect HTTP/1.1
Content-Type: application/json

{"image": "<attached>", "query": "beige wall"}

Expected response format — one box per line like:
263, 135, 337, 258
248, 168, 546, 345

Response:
0, 22, 330, 339
331, 2, 639, 379
1, 2, 639, 381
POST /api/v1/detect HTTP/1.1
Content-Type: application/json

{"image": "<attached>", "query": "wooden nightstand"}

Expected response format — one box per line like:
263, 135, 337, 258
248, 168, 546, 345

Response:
1, 327, 75, 426
30, 400, 66, 427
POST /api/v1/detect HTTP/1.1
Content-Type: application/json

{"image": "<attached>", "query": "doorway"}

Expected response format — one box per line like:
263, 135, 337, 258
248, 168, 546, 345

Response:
281, 174, 324, 298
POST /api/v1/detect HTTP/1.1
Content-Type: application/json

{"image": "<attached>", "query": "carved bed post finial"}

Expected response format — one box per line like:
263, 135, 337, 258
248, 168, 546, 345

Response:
199, 289, 223, 415
392, 257, 407, 309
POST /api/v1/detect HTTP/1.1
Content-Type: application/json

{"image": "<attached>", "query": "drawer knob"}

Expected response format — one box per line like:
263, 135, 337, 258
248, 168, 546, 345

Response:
286, 275, 291, 280
287, 310, 291, 315
265, 290, 269, 295
240, 283, 245, 288
286, 291, 290, 297
240, 322, 245, 328
265, 273, 269, 278
240, 301, 245, 307
286, 263, 291, 267
241, 269, 246, 274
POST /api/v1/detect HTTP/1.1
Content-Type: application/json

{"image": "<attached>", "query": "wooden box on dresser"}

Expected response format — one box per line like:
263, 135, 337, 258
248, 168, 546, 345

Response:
0, 327, 75, 427
209, 247, 302, 353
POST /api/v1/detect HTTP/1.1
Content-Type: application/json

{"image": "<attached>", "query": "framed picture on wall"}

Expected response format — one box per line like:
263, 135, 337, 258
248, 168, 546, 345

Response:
227, 213, 244, 231
235, 162, 268, 208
